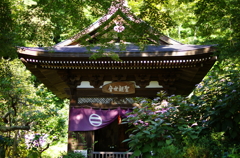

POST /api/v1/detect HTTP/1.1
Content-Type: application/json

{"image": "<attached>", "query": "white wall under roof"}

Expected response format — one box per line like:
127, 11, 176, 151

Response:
77, 81, 162, 88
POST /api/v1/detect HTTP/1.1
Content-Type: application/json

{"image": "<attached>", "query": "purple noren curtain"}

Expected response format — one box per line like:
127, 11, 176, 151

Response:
69, 107, 131, 131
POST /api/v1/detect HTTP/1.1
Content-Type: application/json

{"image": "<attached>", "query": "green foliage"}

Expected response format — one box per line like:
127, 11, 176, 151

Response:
139, 0, 174, 32
184, 143, 210, 158
8, 0, 111, 47
192, 59, 240, 141
161, 0, 198, 43
0, 0, 17, 58
123, 91, 204, 157
195, 0, 240, 41
6, 0, 178, 50
0, 136, 14, 158
61, 152, 86, 158
183, 136, 222, 158
188, 0, 240, 145
0, 58, 68, 157
156, 145, 183, 158
226, 144, 240, 158
26, 148, 41, 158
124, 84, 239, 157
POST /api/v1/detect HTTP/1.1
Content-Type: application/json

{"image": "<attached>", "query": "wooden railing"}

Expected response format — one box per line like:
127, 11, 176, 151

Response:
91, 151, 142, 158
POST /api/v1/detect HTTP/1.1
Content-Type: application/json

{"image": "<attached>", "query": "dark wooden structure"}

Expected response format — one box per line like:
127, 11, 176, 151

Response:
18, 0, 216, 156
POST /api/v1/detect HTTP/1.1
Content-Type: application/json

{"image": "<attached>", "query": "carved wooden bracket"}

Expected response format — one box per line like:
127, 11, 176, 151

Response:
88, 74, 104, 88
58, 70, 82, 87
111, 74, 127, 82
58, 71, 82, 102
158, 73, 180, 93
135, 74, 151, 88
68, 75, 82, 88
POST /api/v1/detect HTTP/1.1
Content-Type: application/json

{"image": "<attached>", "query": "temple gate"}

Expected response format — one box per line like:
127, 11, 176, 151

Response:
18, 0, 216, 157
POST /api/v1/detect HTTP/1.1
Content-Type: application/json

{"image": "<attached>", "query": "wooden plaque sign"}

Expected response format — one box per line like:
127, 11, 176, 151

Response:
102, 82, 135, 94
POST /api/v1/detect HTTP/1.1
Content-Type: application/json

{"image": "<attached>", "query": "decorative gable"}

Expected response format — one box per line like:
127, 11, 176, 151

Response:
56, 0, 182, 47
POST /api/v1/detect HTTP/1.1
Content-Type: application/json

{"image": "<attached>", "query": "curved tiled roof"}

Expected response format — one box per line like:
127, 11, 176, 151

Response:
18, 0, 217, 99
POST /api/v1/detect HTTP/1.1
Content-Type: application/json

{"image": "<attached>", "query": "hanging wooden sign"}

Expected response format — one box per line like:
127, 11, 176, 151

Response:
102, 82, 135, 94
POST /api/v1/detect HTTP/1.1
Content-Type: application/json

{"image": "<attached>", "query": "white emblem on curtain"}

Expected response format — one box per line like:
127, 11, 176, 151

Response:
89, 114, 102, 126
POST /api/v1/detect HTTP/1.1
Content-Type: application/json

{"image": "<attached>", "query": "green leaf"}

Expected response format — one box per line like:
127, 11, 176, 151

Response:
143, 130, 150, 135
166, 139, 172, 145
157, 141, 165, 146
122, 138, 131, 143
133, 149, 141, 156
142, 145, 152, 152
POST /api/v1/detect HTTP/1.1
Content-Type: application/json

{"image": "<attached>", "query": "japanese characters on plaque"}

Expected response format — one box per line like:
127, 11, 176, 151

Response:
102, 82, 135, 94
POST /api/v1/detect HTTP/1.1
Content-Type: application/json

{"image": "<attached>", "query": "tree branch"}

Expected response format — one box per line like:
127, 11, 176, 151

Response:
0, 125, 30, 132
2, 111, 12, 123
11, 100, 17, 116
40, 143, 50, 153
19, 101, 31, 106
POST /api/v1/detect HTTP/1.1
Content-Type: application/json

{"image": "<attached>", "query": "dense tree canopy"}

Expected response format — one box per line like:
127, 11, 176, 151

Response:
0, 0, 15, 58
1, 0, 239, 52
0, 59, 67, 157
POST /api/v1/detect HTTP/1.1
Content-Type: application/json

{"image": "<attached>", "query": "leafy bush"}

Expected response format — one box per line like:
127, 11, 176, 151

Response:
192, 61, 240, 141
61, 152, 86, 158
226, 144, 240, 158
183, 136, 222, 158
123, 91, 205, 157
157, 145, 183, 158
123, 88, 239, 157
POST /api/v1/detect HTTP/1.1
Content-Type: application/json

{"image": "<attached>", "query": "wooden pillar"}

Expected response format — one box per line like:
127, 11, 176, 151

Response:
68, 131, 94, 152
67, 86, 95, 153
67, 86, 78, 152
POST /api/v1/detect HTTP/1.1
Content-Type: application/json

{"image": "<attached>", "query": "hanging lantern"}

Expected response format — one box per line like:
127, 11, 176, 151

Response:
118, 114, 122, 124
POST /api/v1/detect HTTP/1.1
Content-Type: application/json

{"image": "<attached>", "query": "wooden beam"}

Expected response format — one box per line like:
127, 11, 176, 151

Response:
65, 88, 165, 97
